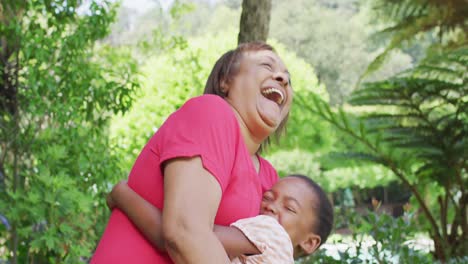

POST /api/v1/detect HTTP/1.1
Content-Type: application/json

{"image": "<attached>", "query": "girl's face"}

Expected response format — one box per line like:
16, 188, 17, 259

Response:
260, 177, 318, 247
224, 50, 293, 141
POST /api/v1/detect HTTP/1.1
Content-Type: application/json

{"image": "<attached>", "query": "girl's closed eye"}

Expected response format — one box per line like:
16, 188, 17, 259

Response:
285, 206, 297, 213
284, 201, 298, 213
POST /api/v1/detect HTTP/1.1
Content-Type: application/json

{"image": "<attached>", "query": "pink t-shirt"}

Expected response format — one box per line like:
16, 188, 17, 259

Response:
91, 95, 279, 263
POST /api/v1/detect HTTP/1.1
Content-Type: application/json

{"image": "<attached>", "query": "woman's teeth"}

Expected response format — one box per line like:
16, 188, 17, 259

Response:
262, 88, 284, 105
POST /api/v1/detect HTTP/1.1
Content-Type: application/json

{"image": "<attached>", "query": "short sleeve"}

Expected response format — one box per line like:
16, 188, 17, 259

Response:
155, 95, 240, 193
231, 215, 294, 263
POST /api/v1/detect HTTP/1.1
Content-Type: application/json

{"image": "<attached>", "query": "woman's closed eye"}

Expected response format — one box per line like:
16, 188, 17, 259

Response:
261, 62, 273, 71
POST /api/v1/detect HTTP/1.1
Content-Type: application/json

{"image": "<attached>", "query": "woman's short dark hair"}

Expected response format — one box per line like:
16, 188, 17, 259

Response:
287, 174, 334, 247
204, 41, 290, 150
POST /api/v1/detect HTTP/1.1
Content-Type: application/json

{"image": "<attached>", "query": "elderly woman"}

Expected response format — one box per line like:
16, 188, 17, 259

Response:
91, 42, 293, 263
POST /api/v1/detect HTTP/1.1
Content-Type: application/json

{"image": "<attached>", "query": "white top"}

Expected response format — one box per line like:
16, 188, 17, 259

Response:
230, 215, 294, 264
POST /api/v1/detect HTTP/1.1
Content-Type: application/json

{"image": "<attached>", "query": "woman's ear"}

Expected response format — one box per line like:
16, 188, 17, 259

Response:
299, 233, 321, 255
220, 78, 229, 95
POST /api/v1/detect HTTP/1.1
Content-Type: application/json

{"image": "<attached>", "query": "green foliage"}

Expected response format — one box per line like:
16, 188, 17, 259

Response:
266, 149, 395, 192
360, 0, 468, 83
305, 0, 468, 255
0, 1, 139, 262
351, 48, 467, 186
109, 29, 236, 170
367, 0, 467, 39
269, 0, 414, 105
161, 0, 415, 106
300, 209, 435, 264
172, 1, 241, 38
110, 40, 205, 170
270, 0, 367, 105
303, 47, 467, 260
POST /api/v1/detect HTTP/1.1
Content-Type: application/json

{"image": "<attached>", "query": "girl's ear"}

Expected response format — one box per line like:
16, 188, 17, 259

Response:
299, 233, 321, 255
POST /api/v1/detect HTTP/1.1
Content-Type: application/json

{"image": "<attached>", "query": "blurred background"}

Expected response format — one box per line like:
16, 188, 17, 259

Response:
0, 0, 466, 263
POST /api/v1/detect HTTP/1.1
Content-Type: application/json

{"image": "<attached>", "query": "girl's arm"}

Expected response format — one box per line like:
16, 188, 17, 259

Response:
107, 180, 165, 251
213, 225, 260, 259
109, 178, 260, 259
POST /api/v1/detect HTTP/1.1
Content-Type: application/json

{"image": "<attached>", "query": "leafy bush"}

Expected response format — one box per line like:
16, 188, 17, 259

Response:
266, 149, 395, 192
0, 1, 139, 262
300, 208, 434, 264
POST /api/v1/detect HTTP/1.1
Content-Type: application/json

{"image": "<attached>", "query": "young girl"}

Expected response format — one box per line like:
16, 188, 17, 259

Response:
107, 174, 334, 263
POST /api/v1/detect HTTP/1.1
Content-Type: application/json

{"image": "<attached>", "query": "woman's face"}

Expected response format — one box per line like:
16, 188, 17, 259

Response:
225, 50, 293, 140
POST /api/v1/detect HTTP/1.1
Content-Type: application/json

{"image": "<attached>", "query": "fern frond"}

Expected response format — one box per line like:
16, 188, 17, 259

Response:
359, 0, 467, 81
414, 162, 438, 178
327, 152, 386, 165
356, 47, 393, 88
363, 113, 424, 121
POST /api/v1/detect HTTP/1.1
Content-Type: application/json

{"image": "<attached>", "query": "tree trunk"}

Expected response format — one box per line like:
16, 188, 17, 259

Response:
238, 0, 272, 44
1, 5, 23, 263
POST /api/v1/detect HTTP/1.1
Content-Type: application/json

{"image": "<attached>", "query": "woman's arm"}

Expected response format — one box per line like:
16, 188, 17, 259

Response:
109, 180, 261, 259
162, 156, 230, 263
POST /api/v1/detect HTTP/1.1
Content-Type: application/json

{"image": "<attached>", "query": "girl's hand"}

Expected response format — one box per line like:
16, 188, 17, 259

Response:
106, 193, 116, 210
106, 180, 128, 210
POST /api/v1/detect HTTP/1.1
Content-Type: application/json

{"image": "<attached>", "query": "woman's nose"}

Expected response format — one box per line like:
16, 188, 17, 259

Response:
273, 71, 289, 87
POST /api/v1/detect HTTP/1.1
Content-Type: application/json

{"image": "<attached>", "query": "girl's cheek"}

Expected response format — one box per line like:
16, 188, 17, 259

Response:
277, 215, 283, 226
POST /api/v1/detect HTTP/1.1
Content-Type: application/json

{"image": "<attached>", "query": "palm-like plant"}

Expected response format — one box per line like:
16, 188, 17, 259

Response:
299, 1, 467, 260
361, 0, 467, 80
299, 47, 467, 260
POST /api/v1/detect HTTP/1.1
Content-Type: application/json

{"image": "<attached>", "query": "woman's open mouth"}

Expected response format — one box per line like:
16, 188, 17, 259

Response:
261, 87, 284, 105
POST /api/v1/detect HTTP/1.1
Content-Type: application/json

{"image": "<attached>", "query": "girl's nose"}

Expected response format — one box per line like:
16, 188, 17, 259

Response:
264, 201, 278, 214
